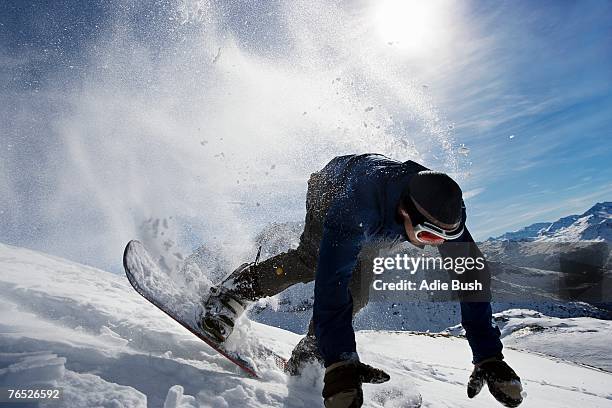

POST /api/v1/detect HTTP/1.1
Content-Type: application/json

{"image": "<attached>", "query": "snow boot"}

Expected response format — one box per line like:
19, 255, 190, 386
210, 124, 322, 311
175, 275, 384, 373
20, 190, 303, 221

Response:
199, 262, 256, 343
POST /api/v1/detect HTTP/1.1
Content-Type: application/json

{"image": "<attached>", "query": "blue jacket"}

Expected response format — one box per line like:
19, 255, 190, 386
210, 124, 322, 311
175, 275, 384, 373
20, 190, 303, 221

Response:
313, 154, 503, 366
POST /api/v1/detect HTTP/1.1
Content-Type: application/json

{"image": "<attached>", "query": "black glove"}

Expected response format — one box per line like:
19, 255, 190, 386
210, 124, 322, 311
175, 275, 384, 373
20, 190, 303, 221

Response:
322, 360, 390, 408
467, 359, 523, 407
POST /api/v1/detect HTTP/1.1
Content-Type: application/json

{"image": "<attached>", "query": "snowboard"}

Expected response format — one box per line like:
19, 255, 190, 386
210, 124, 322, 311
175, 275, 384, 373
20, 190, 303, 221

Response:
123, 239, 287, 377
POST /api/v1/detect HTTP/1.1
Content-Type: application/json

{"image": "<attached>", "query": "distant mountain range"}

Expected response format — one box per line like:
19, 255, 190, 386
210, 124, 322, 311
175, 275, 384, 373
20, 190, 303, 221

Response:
489, 202, 611, 242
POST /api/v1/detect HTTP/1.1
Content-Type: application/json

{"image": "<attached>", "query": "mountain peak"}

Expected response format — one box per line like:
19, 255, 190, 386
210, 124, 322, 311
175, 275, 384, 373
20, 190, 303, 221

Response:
490, 201, 611, 242
583, 201, 612, 217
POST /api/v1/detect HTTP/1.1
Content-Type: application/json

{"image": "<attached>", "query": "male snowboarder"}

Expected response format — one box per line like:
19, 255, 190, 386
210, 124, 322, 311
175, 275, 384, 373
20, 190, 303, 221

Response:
200, 153, 523, 407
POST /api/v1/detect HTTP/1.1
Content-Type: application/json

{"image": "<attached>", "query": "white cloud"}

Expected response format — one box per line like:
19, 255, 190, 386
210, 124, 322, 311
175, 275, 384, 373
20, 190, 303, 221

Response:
463, 187, 485, 200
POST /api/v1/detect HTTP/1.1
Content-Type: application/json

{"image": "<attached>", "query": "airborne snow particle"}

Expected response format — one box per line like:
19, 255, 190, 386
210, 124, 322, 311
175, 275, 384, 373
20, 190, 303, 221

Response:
509, 134, 515, 139
457, 144, 470, 155
213, 47, 221, 64
365, 106, 374, 112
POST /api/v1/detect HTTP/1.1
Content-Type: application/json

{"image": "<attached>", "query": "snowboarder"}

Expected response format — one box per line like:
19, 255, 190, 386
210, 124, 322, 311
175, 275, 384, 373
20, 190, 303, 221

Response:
201, 153, 523, 407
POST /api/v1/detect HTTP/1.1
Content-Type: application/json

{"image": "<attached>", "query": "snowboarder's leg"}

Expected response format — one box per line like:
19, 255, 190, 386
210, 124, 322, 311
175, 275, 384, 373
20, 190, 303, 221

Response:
222, 169, 336, 298
201, 170, 335, 342
200, 245, 320, 342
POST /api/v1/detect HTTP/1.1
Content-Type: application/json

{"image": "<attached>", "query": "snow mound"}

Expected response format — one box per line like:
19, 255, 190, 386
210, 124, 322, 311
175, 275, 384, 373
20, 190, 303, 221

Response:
496, 309, 612, 372
163, 385, 197, 408
445, 308, 612, 372
0, 351, 65, 387
53, 370, 147, 408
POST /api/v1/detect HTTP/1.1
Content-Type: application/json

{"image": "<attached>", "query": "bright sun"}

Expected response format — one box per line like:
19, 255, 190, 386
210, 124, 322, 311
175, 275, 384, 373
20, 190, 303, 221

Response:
376, 0, 450, 56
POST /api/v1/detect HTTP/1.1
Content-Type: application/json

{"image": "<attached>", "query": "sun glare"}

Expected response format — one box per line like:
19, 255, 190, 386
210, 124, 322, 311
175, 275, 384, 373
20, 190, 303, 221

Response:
376, 0, 450, 56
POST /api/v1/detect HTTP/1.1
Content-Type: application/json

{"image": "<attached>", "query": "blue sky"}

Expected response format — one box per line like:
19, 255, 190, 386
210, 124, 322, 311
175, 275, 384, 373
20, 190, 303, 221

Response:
1, 0, 611, 271
438, 1, 612, 237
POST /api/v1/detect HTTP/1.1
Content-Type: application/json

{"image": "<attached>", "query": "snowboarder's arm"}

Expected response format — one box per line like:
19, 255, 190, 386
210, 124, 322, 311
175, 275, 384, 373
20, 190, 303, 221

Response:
438, 208, 503, 364
312, 176, 381, 367
313, 225, 364, 366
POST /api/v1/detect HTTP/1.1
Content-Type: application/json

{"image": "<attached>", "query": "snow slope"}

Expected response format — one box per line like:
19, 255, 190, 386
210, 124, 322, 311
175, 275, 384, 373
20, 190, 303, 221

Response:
495, 309, 612, 372
444, 309, 612, 372
1, 243, 612, 407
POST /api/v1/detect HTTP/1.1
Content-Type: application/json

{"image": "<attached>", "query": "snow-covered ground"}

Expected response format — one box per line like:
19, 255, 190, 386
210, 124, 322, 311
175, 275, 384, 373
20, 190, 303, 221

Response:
1, 242, 612, 407
496, 309, 612, 372
445, 309, 612, 373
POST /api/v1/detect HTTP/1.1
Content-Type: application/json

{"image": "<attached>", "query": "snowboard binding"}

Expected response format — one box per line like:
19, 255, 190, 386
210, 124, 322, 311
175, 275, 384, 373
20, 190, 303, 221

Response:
198, 248, 262, 343
199, 285, 247, 343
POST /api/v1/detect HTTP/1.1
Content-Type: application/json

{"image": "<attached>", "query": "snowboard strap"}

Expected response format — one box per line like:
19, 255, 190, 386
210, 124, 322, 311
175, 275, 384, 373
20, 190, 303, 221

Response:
224, 295, 246, 317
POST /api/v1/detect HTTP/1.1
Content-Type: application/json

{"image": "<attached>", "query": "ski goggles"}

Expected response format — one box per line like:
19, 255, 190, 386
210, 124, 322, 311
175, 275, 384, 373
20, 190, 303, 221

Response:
403, 196, 464, 244
413, 221, 464, 244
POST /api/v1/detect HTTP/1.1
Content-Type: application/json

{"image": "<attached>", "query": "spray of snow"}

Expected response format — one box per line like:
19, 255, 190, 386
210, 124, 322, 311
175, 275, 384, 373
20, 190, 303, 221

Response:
0, 0, 465, 273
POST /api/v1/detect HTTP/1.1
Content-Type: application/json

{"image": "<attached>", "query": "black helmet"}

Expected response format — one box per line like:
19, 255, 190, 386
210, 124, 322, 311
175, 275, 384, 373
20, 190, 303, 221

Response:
403, 171, 463, 230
